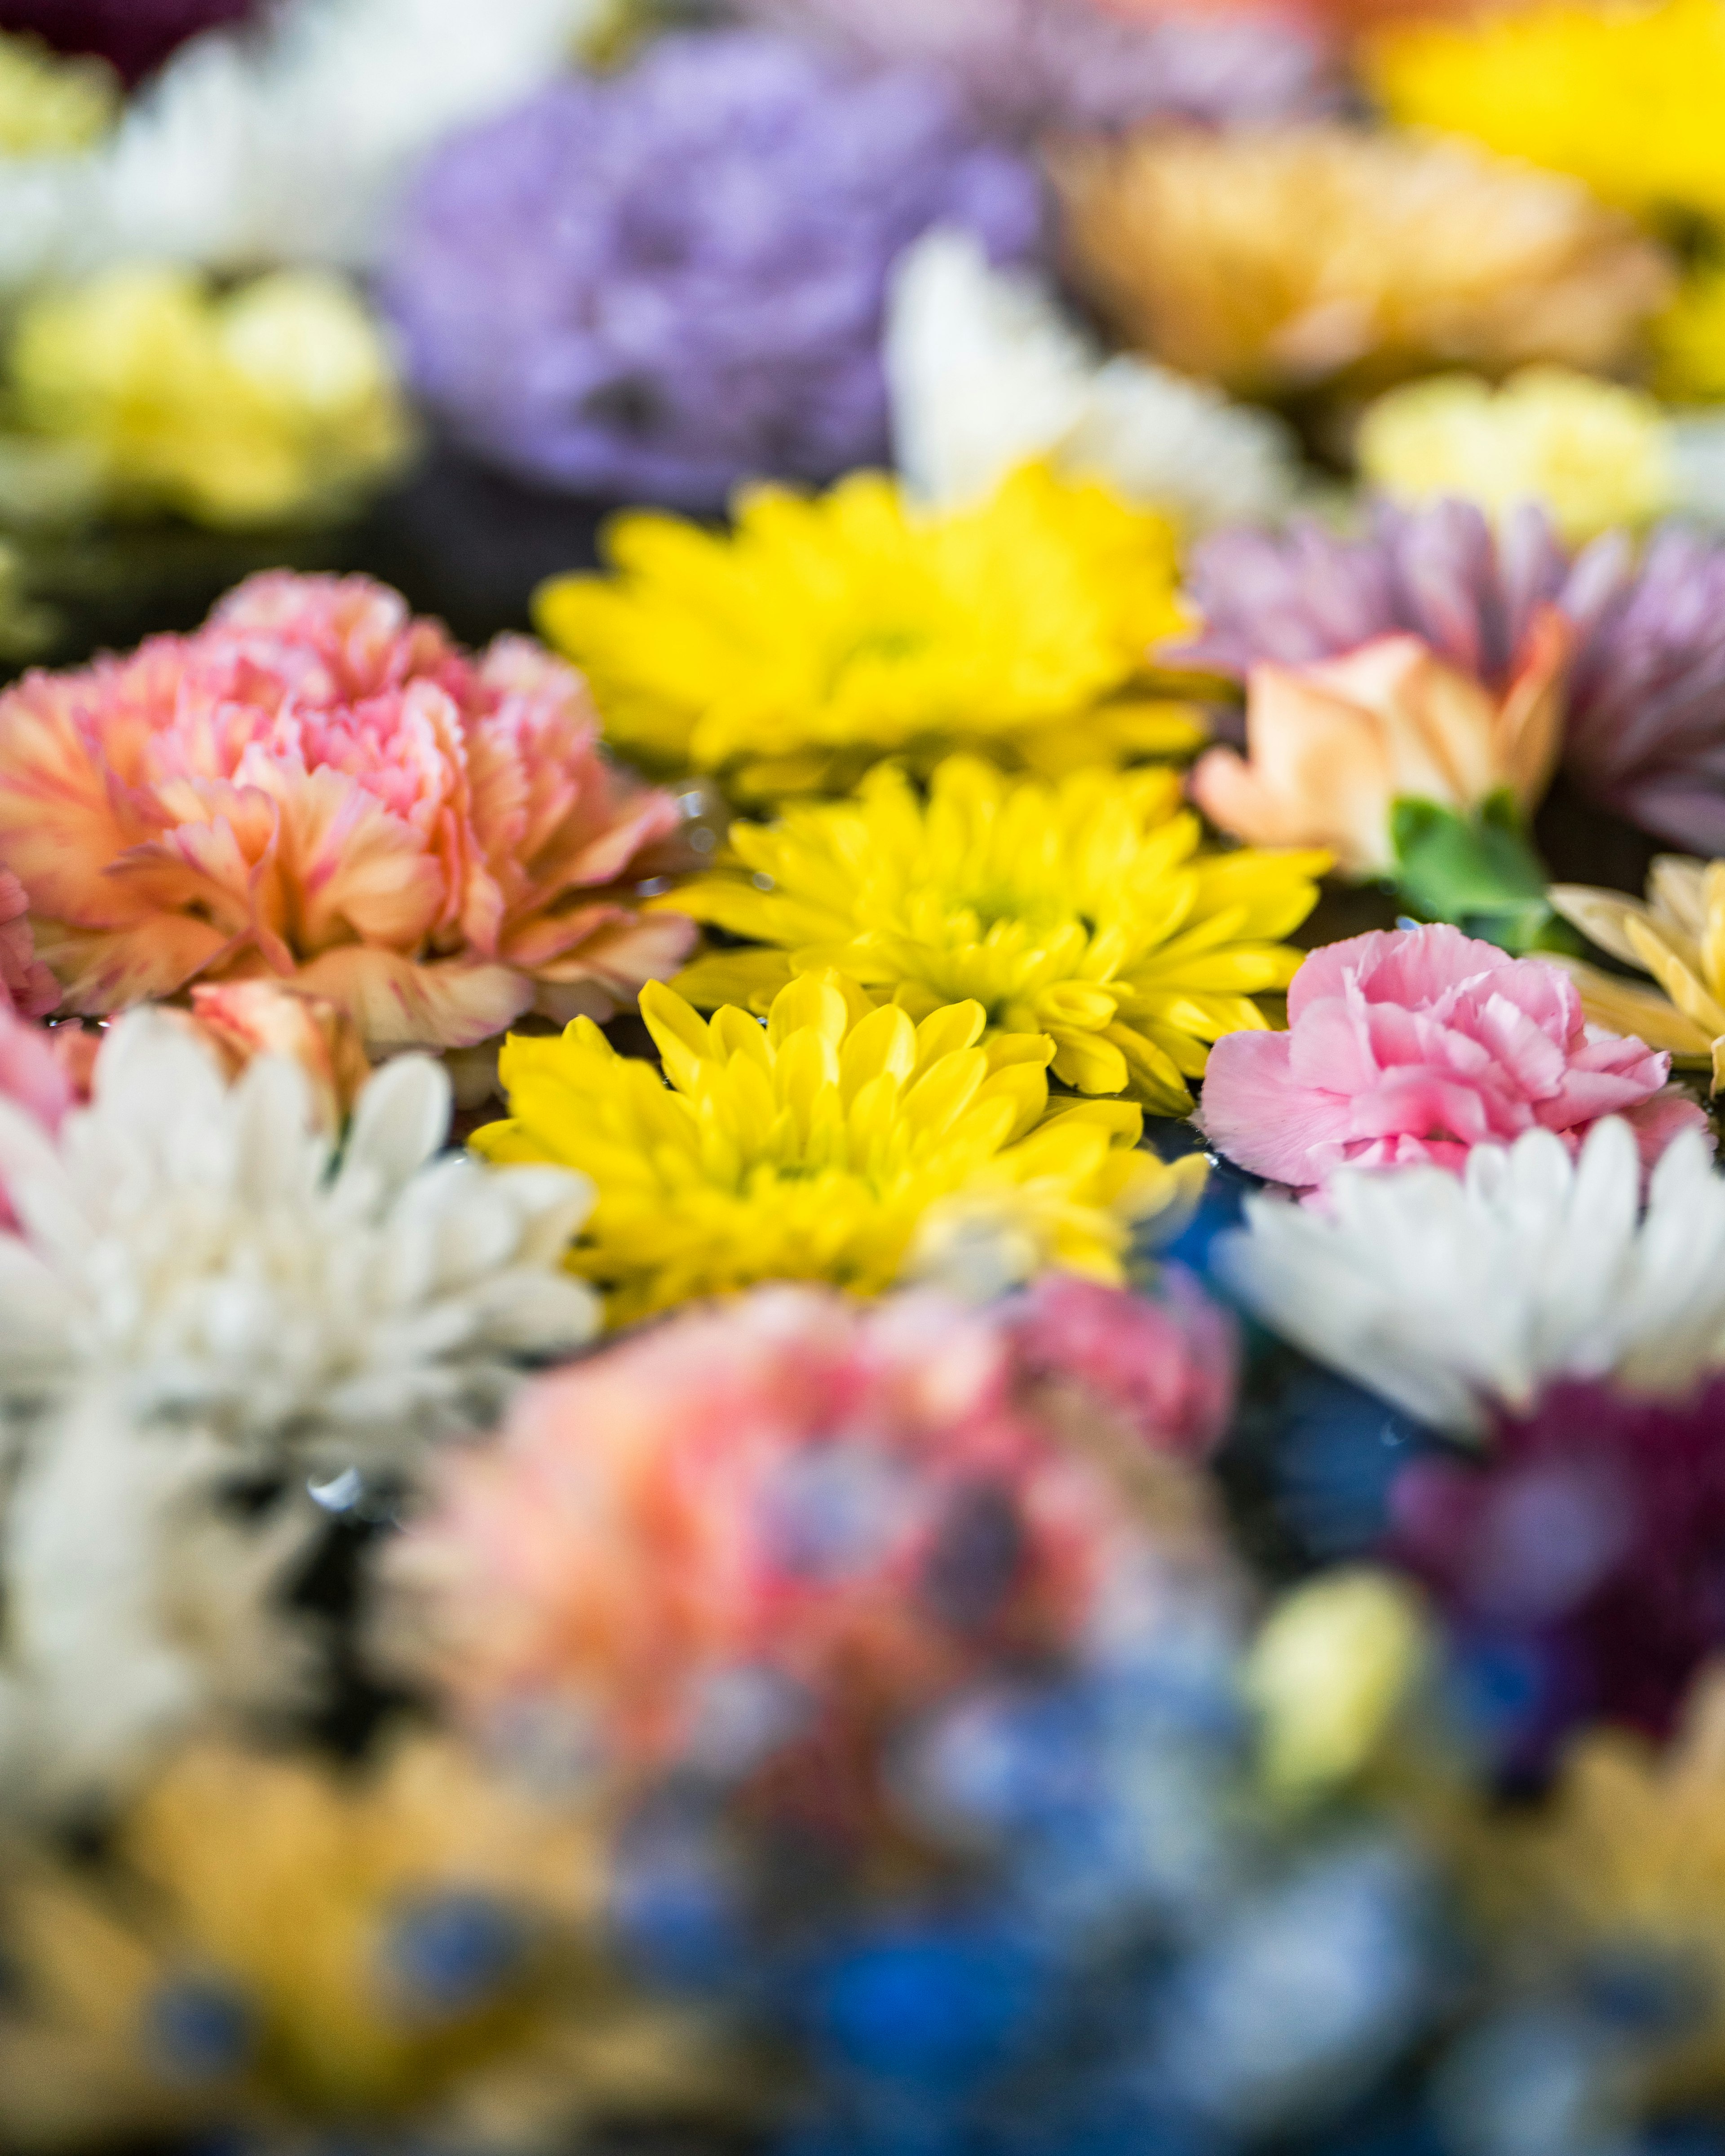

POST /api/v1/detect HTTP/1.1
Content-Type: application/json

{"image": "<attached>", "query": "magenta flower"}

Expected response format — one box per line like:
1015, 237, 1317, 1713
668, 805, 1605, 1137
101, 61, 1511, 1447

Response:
1199, 925, 1705, 1189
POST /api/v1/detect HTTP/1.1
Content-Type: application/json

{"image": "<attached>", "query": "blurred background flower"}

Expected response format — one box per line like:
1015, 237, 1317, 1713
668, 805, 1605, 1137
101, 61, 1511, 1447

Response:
0, 1, 254, 86
1552, 854, 1725, 1092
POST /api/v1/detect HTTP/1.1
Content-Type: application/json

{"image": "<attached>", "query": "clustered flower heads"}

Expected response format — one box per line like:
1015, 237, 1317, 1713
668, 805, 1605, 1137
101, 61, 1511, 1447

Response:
0, 571, 694, 1051
385, 29, 1044, 508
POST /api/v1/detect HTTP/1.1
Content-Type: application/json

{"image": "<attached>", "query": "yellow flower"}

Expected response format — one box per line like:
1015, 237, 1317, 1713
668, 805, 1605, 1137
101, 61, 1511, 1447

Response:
471, 972, 1204, 1324
1049, 125, 1672, 400
7, 263, 414, 528
664, 756, 1324, 1114
1550, 854, 1725, 1091
534, 463, 1200, 805
1357, 367, 1674, 546
1655, 262, 1725, 402
1371, 0, 1725, 230
0, 31, 116, 155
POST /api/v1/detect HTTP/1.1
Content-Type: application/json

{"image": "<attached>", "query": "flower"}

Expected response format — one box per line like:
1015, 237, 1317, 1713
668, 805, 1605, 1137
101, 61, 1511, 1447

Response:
1190, 620, 1570, 878
1216, 1117, 1725, 1437
182, 979, 374, 1134
387, 1282, 1234, 1772
1654, 262, 1725, 402
1201, 927, 1703, 1194
535, 465, 1198, 804
667, 756, 1323, 1113
470, 972, 1202, 1324
0, 1007, 598, 1467
1390, 1380, 1725, 1753
0, 571, 695, 1052
0, 873, 58, 1022
1171, 500, 1725, 857
382, 30, 1043, 510
4, 1, 253, 87
1357, 369, 1675, 548
5, 263, 413, 527
0, 28, 116, 149
1050, 125, 1672, 399
739, 0, 1337, 138
1552, 857, 1725, 1099
1370, 0, 1725, 229
885, 227, 1299, 530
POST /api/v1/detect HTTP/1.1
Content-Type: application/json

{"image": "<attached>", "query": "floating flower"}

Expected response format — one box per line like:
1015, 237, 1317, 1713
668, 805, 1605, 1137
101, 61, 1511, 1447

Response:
0, 571, 694, 1052
383, 29, 1042, 509
1190, 619, 1569, 878
885, 227, 1299, 530
1217, 1117, 1725, 1437
741, 0, 1337, 138
388, 1282, 1235, 1772
471, 972, 1201, 1325
668, 756, 1322, 1113
1357, 369, 1674, 548
535, 465, 1197, 805
1370, 0, 1725, 229
1551, 857, 1725, 1096
1172, 500, 1725, 857
5, 262, 412, 527
1200, 927, 1704, 1193
0, 27, 116, 149
0, 1007, 598, 1467
1051, 126, 1672, 399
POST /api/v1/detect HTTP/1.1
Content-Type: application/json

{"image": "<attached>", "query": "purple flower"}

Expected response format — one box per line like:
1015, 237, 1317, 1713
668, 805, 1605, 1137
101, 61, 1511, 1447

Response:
1386, 1376, 1725, 1757
0, 0, 252, 84
382, 30, 1045, 509
1172, 498, 1725, 854
742, 0, 1338, 139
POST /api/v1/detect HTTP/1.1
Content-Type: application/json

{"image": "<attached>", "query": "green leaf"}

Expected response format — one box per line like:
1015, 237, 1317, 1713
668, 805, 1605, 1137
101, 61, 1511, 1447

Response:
1387, 793, 1575, 955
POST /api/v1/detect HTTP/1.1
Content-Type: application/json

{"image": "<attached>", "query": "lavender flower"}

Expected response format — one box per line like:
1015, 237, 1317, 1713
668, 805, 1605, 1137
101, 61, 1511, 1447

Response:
0, 0, 253, 84
743, 0, 1338, 139
1173, 498, 1725, 854
383, 30, 1045, 508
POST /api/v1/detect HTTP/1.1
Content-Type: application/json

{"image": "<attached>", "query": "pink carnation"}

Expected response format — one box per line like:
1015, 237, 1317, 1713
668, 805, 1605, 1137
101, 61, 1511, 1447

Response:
0, 871, 58, 1022
1200, 924, 1708, 1188
0, 573, 696, 1053
390, 1285, 1236, 1777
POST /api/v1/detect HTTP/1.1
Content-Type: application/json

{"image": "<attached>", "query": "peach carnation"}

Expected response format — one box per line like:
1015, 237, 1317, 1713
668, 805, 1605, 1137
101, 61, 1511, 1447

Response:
0, 573, 696, 1053
1200, 924, 1708, 1189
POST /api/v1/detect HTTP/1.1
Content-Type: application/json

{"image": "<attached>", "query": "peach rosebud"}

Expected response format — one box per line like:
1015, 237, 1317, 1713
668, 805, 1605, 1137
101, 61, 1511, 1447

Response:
1190, 608, 1571, 876
188, 981, 373, 1133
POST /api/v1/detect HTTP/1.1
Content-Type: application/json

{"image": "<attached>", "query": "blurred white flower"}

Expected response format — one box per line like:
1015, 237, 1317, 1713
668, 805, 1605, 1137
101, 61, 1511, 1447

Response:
885, 225, 1299, 528
1217, 1118, 1725, 1438
0, 1009, 597, 1470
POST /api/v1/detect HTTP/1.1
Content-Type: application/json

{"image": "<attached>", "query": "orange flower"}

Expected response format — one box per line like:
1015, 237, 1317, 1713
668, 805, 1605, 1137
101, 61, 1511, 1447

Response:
1190, 610, 1570, 874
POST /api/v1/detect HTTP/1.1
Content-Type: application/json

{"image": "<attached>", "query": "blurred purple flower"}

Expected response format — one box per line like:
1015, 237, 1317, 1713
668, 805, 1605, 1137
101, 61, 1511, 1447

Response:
383, 30, 1045, 508
1172, 498, 1725, 854
742, 0, 1338, 139
1387, 1376, 1725, 1755
0, 0, 251, 84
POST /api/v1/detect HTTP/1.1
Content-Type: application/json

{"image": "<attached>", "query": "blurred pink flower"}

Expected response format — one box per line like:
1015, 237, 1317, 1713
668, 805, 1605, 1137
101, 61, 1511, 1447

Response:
1200, 924, 1707, 1188
391, 1284, 1235, 1774
186, 980, 373, 1135
0, 573, 695, 1053
0, 871, 59, 1022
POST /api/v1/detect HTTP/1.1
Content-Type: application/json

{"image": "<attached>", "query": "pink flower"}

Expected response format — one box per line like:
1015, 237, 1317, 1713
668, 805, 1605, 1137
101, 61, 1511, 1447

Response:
0, 871, 58, 1021
0, 573, 697, 1053
185, 980, 373, 1135
1200, 924, 1708, 1188
389, 1284, 1235, 1776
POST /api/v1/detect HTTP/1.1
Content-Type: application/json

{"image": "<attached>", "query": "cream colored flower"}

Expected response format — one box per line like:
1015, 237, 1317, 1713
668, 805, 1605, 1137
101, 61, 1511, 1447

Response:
1551, 855, 1725, 1093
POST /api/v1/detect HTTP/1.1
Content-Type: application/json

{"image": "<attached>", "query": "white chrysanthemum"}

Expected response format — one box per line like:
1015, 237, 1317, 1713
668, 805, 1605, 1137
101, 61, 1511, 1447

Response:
885, 226, 1298, 528
0, 1010, 597, 1468
0, 0, 604, 289
1217, 1118, 1725, 1439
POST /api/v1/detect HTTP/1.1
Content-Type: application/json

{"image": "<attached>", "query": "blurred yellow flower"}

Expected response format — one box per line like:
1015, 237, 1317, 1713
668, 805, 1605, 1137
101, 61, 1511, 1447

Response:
1051, 125, 1672, 399
535, 463, 1199, 804
0, 31, 116, 155
472, 972, 1203, 1324
1358, 367, 1674, 544
1371, 0, 1725, 229
667, 756, 1323, 1114
6, 264, 414, 528
1550, 853, 1725, 1091
1655, 263, 1725, 402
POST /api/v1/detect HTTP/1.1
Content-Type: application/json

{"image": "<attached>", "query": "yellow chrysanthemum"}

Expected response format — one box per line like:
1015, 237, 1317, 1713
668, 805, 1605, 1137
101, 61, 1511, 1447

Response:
1371, 0, 1725, 228
471, 972, 1203, 1325
1550, 853, 1725, 1091
0, 32, 116, 155
7, 264, 414, 528
1655, 262, 1725, 402
533, 464, 1199, 805
663, 756, 1324, 1115
1357, 367, 1674, 546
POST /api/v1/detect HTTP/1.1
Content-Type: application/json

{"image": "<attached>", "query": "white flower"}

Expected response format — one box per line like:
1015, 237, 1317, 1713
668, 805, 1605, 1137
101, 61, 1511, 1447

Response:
0, 1010, 597, 1469
1216, 1118, 1725, 1439
885, 226, 1298, 528
0, 0, 604, 288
